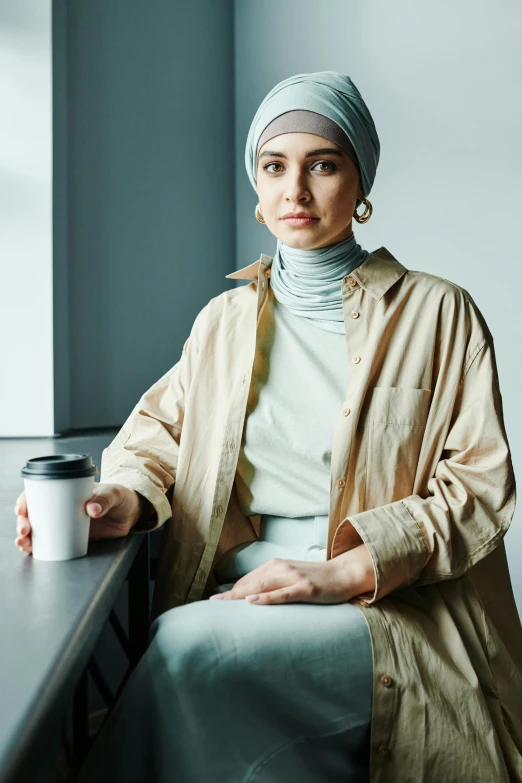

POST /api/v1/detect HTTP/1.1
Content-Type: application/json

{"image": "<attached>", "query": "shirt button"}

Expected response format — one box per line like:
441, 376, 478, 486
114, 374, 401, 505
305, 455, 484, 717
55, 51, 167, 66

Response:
261, 282, 265, 291
352, 356, 361, 364
351, 311, 360, 319
380, 674, 393, 687
377, 745, 389, 756
343, 408, 351, 416
337, 478, 346, 488
346, 275, 357, 285
216, 505, 224, 515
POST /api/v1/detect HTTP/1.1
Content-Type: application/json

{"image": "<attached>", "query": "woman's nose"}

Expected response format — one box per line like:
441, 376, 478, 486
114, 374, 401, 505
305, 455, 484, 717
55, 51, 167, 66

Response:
284, 174, 311, 202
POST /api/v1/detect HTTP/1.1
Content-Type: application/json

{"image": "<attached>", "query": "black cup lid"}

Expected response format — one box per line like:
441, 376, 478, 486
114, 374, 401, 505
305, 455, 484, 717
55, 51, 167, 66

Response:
21, 454, 98, 480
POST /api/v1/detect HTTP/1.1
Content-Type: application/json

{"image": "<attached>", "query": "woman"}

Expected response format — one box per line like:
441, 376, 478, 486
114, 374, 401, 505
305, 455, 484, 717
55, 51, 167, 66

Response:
15, 71, 522, 781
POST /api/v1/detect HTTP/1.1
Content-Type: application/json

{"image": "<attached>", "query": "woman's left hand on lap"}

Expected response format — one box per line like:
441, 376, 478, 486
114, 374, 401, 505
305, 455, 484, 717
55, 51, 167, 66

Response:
209, 543, 375, 605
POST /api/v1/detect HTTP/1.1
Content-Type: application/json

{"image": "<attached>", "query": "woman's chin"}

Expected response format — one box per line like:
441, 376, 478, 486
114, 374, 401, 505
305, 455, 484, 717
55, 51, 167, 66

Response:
280, 238, 319, 250
278, 227, 327, 249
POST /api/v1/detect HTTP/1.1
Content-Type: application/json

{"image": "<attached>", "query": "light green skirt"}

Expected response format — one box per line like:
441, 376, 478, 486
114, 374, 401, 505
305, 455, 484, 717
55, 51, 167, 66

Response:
77, 515, 374, 782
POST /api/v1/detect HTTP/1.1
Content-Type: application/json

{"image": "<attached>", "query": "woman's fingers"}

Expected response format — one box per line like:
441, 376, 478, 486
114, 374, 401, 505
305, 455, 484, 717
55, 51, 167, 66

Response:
14, 492, 28, 518
14, 530, 32, 554
14, 492, 32, 553
15, 509, 32, 553
247, 581, 316, 605
213, 579, 311, 605
219, 571, 277, 600
214, 559, 300, 602
212, 575, 273, 601
209, 558, 342, 605
16, 515, 30, 536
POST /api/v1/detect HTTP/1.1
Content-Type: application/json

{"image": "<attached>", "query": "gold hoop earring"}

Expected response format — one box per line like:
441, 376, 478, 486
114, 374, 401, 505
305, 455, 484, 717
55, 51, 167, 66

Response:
353, 198, 373, 224
255, 204, 266, 224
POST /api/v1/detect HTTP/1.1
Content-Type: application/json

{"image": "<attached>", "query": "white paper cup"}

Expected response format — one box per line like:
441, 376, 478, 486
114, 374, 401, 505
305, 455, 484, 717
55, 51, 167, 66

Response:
21, 454, 98, 561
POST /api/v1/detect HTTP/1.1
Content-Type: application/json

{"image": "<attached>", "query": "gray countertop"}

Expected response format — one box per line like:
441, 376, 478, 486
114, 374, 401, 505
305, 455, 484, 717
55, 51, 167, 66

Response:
0, 431, 144, 782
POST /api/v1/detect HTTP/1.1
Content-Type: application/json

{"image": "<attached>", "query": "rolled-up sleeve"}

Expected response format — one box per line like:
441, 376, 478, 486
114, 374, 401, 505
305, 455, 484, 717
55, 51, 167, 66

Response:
332, 333, 516, 605
99, 307, 204, 534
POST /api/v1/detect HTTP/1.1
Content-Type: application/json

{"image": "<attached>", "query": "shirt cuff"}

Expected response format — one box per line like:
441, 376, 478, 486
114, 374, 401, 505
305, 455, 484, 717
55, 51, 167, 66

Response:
331, 499, 429, 604
99, 468, 173, 534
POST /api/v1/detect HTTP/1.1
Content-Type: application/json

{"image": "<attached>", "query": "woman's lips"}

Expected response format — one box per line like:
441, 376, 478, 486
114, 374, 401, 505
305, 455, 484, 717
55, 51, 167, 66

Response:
283, 217, 319, 227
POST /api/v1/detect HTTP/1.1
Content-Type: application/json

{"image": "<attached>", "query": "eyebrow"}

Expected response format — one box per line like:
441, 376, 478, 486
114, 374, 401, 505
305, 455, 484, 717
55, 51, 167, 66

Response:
258, 147, 345, 159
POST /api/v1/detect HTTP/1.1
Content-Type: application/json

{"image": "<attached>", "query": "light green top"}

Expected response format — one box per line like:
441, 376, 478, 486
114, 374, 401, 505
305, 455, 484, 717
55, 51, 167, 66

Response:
229, 295, 348, 572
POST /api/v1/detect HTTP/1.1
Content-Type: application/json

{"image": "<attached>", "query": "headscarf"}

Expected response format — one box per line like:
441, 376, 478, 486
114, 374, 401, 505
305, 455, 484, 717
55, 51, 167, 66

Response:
245, 70, 380, 206
243, 71, 380, 334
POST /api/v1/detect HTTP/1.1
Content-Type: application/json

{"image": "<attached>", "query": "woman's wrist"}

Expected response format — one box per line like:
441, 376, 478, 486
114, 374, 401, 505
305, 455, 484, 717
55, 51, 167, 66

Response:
328, 543, 376, 600
132, 491, 156, 526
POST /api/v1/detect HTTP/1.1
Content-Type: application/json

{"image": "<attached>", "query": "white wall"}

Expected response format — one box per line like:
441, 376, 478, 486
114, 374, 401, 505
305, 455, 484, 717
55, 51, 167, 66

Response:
234, 0, 522, 609
0, 1, 54, 436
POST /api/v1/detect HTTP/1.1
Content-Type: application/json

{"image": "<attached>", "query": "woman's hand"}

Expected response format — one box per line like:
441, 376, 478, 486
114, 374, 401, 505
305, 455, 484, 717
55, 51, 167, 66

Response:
209, 543, 376, 605
14, 482, 146, 555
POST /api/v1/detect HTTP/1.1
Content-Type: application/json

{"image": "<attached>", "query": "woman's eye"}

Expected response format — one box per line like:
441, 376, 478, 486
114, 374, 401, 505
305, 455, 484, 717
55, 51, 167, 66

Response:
263, 162, 283, 173
314, 161, 335, 172
263, 161, 336, 174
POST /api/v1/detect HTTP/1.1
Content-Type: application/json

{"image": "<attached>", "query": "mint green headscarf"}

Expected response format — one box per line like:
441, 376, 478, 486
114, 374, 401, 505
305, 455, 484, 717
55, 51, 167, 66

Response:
244, 71, 380, 334
245, 70, 380, 202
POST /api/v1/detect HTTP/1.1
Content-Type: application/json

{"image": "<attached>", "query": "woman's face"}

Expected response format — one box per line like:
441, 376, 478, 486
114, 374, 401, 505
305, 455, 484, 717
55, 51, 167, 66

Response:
256, 132, 363, 250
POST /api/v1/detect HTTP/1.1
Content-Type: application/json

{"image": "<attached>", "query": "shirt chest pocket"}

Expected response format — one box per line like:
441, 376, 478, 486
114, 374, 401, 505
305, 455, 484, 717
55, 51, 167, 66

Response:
364, 386, 432, 507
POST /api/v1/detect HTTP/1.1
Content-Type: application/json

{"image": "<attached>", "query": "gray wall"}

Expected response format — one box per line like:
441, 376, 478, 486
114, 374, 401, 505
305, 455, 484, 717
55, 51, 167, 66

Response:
234, 0, 522, 612
66, 0, 236, 430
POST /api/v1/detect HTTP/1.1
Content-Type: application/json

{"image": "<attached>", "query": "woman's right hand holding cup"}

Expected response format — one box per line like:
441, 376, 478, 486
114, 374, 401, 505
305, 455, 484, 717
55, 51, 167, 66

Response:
14, 482, 146, 555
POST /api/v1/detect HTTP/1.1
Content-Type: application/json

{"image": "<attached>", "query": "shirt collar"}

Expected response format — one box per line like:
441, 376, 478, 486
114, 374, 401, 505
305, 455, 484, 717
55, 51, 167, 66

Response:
226, 246, 408, 301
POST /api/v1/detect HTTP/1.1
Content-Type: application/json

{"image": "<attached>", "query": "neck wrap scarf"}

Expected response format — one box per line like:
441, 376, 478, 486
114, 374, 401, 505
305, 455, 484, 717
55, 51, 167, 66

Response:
244, 71, 380, 334
270, 234, 370, 333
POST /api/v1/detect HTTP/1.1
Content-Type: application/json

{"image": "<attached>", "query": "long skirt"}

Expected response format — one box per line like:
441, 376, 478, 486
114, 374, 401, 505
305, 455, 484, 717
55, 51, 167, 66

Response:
76, 514, 374, 783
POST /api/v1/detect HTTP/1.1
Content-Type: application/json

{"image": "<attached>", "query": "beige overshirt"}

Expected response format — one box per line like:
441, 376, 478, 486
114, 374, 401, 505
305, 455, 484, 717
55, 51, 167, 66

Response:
100, 247, 522, 782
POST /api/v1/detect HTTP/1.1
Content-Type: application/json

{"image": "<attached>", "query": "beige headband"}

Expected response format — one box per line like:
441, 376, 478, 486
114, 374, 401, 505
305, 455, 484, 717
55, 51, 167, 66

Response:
256, 109, 358, 168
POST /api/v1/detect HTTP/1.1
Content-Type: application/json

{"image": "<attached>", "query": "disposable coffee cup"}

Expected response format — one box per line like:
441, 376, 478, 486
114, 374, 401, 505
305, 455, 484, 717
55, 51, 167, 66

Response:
21, 454, 98, 561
